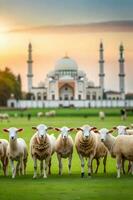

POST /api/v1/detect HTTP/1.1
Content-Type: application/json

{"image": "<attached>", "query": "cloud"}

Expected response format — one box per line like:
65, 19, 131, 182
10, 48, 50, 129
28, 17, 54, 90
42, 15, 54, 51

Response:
7, 20, 133, 34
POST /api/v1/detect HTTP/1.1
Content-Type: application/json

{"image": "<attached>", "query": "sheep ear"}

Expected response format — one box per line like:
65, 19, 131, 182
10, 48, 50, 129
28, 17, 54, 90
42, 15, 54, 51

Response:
17, 128, 23, 132
69, 128, 74, 132
47, 127, 53, 130
76, 128, 83, 131
113, 127, 117, 130
108, 130, 114, 134
3, 128, 9, 133
55, 128, 60, 131
126, 127, 130, 130
94, 130, 99, 134
32, 126, 37, 130
91, 127, 97, 131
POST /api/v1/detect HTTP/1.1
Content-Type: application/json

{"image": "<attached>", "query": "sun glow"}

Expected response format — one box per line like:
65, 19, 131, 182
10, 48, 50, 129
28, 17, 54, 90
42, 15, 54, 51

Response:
0, 32, 9, 49
0, 23, 10, 50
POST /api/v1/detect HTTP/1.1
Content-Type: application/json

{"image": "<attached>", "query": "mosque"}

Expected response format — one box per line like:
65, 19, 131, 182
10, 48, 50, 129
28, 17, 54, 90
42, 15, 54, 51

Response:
27, 42, 125, 101
8, 42, 129, 108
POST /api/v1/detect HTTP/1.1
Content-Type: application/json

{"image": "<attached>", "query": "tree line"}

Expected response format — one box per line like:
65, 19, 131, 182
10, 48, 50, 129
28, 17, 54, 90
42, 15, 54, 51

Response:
0, 67, 22, 106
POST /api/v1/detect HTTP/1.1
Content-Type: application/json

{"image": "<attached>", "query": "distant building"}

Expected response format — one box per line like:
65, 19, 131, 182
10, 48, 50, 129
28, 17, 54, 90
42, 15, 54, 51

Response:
7, 42, 132, 108
27, 43, 103, 101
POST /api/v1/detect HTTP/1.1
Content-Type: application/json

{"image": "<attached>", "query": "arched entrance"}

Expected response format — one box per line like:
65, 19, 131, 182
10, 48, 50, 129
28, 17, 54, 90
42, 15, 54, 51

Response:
59, 83, 74, 100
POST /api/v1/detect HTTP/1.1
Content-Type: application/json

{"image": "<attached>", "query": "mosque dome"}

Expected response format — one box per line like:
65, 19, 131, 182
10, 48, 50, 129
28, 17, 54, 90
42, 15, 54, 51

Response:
55, 55, 78, 71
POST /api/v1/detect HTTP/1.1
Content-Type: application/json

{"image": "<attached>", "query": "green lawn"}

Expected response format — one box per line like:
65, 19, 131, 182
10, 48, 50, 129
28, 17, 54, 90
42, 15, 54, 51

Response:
0, 115, 133, 200
0, 107, 133, 117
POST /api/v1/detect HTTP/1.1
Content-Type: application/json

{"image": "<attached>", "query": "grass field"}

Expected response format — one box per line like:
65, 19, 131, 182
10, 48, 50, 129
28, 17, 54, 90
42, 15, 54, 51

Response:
0, 114, 133, 200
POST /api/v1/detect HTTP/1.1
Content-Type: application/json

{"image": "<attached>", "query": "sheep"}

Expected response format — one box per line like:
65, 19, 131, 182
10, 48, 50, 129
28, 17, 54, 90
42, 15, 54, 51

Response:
113, 125, 133, 173
99, 128, 133, 178
92, 132, 108, 174
3, 127, 28, 178
30, 124, 56, 179
113, 125, 130, 135
45, 110, 56, 117
37, 112, 44, 118
75, 125, 97, 177
99, 111, 105, 120
54, 126, 74, 175
0, 113, 9, 122
0, 139, 9, 176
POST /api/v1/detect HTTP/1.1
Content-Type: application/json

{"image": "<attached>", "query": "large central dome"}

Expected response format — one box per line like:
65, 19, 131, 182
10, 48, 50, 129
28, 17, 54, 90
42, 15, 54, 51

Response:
55, 56, 78, 71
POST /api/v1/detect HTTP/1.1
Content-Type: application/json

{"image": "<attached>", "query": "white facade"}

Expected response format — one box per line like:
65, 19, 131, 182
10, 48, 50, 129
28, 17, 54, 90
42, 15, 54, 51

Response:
7, 99, 133, 108
29, 55, 103, 101
7, 42, 129, 108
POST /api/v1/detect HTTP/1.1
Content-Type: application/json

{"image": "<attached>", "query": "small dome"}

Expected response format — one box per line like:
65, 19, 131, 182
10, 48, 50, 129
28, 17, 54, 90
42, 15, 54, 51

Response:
55, 56, 78, 71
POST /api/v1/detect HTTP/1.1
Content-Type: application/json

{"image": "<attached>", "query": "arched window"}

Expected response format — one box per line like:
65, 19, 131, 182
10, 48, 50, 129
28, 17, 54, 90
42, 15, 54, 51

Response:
78, 95, 81, 100
37, 93, 41, 100
92, 92, 96, 100
43, 93, 47, 100
86, 92, 90, 100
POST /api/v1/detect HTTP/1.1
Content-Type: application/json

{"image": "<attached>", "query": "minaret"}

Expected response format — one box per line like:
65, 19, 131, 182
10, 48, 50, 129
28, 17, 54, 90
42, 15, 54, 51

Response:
99, 41, 105, 96
119, 43, 125, 99
27, 43, 33, 93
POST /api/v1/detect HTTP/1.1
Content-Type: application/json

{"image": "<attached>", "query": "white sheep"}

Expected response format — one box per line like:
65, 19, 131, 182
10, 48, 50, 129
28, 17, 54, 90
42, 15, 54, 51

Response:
0, 113, 9, 122
0, 139, 9, 176
45, 110, 56, 117
3, 127, 28, 178
75, 125, 97, 177
30, 124, 56, 179
99, 111, 105, 120
113, 125, 133, 173
92, 132, 108, 174
113, 125, 130, 135
37, 112, 44, 118
99, 128, 133, 178
54, 126, 74, 175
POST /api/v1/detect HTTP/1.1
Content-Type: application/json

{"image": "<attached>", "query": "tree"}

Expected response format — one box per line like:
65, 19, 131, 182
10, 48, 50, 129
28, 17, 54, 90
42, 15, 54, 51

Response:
0, 68, 22, 106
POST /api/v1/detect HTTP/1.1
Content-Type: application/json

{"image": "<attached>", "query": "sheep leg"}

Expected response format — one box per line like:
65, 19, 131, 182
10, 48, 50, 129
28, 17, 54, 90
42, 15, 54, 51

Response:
5, 157, 8, 176
79, 154, 85, 178
48, 158, 51, 175
33, 157, 37, 179
24, 158, 27, 175
57, 154, 62, 175
20, 157, 24, 175
68, 154, 72, 175
88, 154, 93, 177
116, 156, 122, 178
16, 160, 20, 175
2, 158, 8, 176
131, 162, 133, 175
43, 157, 49, 178
10, 159, 16, 179
122, 159, 126, 174
95, 158, 100, 174
40, 160, 43, 176
103, 155, 107, 174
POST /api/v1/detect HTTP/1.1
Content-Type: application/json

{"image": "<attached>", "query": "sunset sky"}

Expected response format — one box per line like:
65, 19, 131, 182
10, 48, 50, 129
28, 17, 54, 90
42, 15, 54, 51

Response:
0, 0, 133, 92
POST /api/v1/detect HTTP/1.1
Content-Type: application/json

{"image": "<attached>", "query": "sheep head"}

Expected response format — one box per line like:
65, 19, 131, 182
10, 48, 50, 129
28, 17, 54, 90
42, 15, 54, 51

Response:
3, 127, 23, 141
76, 125, 97, 140
113, 125, 129, 135
55, 126, 74, 140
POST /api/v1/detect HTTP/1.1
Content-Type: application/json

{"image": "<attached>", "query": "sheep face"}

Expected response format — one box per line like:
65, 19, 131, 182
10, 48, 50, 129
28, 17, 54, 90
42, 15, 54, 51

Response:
32, 124, 53, 140
77, 126, 96, 140
99, 128, 113, 142
3, 127, 23, 141
55, 127, 74, 140
113, 126, 129, 135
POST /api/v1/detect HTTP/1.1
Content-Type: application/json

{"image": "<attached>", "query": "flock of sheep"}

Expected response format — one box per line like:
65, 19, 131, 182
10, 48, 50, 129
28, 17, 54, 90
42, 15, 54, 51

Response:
0, 124, 133, 179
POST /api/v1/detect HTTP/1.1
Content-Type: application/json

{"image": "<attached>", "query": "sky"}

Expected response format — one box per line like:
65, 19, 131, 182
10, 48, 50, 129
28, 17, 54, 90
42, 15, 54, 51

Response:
0, 0, 133, 92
